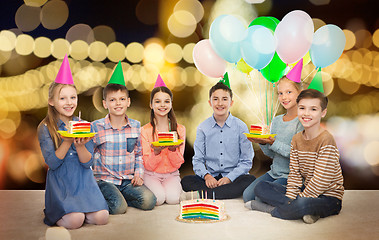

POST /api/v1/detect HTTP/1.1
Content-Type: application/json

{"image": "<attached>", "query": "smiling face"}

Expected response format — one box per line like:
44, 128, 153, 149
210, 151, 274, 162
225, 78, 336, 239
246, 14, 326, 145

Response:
277, 79, 300, 111
150, 91, 172, 118
297, 98, 327, 130
209, 89, 233, 120
102, 89, 130, 117
48, 85, 77, 122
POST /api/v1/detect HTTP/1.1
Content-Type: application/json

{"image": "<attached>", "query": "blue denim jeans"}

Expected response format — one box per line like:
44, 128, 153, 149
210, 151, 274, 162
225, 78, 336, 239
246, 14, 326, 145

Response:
255, 181, 342, 220
243, 172, 287, 202
181, 174, 255, 199
97, 180, 156, 214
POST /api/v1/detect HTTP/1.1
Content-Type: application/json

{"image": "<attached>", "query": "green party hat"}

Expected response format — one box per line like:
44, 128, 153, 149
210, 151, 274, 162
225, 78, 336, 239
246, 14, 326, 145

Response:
219, 72, 230, 88
307, 68, 324, 93
108, 61, 125, 86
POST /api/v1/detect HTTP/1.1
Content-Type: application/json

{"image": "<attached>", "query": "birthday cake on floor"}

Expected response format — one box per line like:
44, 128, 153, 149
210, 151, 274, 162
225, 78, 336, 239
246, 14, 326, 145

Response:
179, 198, 227, 221
68, 121, 91, 134
250, 124, 270, 135
158, 131, 178, 143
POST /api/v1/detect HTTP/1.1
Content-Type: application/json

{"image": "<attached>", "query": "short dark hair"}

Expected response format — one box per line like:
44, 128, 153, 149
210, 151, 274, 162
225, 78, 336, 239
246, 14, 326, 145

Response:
209, 82, 233, 99
103, 84, 129, 100
296, 89, 328, 110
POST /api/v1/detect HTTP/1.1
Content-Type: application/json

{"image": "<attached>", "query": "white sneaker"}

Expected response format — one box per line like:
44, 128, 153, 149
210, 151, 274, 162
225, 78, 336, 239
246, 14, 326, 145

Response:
302, 215, 320, 224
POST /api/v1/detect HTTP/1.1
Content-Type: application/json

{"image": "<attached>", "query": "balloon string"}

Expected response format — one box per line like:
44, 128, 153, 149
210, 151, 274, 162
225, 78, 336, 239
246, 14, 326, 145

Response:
270, 82, 274, 125
254, 72, 266, 125
252, 72, 266, 124
265, 76, 269, 126
302, 67, 317, 84
244, 72, 265, 124
234, 92, 264, 123
259, 71, 263, 122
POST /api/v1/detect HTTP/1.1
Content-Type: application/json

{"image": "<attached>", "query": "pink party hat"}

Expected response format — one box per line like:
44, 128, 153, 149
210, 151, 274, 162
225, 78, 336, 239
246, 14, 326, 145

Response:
55, 55, 74, 85
286, 58, 303, 83
154, 74, 167, 88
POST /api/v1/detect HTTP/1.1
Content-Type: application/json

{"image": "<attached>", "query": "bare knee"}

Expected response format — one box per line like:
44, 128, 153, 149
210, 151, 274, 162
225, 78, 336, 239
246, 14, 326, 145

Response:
93, 210, 109, 225
57, 212, 85, 229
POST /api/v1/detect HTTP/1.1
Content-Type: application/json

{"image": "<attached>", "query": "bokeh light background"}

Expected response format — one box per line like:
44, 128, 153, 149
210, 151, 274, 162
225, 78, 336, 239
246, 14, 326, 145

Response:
0, 0, 378, 190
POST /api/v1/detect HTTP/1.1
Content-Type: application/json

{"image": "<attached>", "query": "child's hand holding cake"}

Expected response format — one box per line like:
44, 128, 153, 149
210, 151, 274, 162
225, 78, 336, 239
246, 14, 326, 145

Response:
247, 136, 275, 145
246, 124, 275, 144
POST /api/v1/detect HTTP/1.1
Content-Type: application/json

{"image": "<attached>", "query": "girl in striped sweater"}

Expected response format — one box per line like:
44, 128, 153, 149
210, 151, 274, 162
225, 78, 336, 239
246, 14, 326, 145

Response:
245, 89, 344, 224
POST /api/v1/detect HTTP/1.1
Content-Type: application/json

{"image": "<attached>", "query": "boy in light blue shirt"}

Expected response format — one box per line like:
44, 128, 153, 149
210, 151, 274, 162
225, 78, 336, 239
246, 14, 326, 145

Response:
181, 80, 255, 199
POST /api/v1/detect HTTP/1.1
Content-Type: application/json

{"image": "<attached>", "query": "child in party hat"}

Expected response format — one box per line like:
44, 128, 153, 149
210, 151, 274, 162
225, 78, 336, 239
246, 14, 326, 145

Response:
246, 89, 344, 224
38, 55, 109, 229
181, 73, 256, 199
243, 60, 304, 203
91, 62, 156, 214
140, 74, 186, 205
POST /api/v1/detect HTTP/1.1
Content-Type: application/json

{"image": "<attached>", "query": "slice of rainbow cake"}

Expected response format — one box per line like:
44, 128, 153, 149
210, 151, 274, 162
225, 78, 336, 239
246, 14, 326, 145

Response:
157, 131, 178, 143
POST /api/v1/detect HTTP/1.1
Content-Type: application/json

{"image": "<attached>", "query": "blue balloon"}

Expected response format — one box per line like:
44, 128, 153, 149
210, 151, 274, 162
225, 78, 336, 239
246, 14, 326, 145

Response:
240, 25, 276, 70
310, 24, 346, 68
209, 15, 246, 63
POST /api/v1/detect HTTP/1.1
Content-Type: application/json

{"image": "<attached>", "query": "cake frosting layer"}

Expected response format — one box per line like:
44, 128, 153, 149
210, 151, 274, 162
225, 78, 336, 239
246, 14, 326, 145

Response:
157, 131, 178, 143
249, 124, 270, 135
68, 121, 91, 134
250, 125, 263, 135
179, 199, 226, 221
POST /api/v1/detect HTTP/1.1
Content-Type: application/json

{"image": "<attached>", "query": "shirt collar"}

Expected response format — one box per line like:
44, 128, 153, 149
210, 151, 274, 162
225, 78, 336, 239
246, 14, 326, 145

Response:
211, 112, 233, 128
104, 114, 130, 130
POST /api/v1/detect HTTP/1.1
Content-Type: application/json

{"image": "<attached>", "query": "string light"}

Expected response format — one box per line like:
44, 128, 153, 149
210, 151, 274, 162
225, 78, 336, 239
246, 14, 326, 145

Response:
1, 0, 379, 188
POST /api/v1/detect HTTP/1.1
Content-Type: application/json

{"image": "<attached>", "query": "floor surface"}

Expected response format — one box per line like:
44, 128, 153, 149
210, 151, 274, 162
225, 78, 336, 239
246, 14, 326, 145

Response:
1, 190, 378, 240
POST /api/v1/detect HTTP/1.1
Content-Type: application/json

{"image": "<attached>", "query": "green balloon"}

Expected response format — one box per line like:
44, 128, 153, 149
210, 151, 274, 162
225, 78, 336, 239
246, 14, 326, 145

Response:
249, 16, 279, 33
260, 52, 287, 83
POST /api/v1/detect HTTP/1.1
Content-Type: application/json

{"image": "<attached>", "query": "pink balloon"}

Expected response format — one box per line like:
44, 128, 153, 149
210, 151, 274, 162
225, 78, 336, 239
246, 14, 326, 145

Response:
193, 39, 227, 78
275, 10, 314, 64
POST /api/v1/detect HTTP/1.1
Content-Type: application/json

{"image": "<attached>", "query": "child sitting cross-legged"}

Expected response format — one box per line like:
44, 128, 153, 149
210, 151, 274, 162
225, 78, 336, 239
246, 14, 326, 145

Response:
91, 62, 156, 214
181, 74, 255, 199
245, 89, 344, 224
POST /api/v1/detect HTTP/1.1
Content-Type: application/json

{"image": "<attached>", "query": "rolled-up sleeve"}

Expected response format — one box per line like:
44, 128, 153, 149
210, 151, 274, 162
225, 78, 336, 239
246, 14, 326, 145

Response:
78, 140, 95, 169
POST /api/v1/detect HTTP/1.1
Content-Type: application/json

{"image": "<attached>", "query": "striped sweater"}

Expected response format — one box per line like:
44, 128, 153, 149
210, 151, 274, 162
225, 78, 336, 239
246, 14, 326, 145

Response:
285, 130, 344, 200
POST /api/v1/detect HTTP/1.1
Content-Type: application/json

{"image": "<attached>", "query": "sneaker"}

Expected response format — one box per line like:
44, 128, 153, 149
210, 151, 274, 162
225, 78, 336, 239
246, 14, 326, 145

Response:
302, 215, 320, 224
179, 191, 199, 201
244, 201, 253, 210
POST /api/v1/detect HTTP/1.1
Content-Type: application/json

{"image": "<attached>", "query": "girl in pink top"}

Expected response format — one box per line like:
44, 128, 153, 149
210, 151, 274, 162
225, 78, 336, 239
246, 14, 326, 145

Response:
141, 85, 186, 205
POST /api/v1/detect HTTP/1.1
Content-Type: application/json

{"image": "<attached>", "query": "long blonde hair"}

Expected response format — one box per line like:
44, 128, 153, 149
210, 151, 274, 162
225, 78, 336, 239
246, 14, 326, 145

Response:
38, 82, 76, 149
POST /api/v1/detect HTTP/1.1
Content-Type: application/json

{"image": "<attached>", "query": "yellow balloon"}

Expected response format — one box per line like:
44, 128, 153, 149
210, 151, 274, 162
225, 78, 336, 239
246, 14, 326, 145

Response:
236, 59, 253, 73
303, 51, 311, 65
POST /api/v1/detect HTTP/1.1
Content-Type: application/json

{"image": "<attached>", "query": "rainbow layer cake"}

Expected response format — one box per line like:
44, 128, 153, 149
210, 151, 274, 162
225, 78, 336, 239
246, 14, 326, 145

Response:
250, 124, 270, 135
158, 131, 178, 143
179, 198, 226, 221
68, 121, 91, 134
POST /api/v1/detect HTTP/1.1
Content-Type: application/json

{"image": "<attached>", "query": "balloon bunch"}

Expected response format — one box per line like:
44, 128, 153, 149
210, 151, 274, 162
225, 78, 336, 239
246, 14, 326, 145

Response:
193, 10, 346, 127
193, 10, 346, 83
